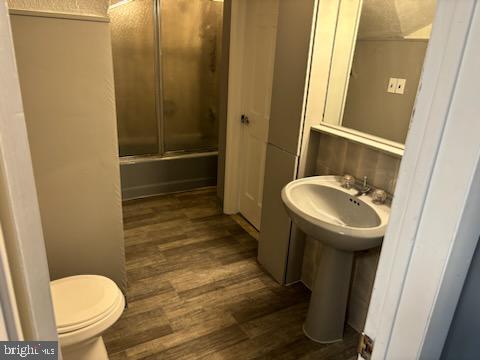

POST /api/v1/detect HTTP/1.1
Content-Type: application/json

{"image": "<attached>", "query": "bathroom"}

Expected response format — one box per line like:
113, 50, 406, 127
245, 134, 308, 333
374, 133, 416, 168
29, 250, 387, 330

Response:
0, 0, 480, 359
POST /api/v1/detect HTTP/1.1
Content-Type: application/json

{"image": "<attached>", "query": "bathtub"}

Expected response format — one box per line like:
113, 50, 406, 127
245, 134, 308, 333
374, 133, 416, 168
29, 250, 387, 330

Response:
119, 151, 218, 200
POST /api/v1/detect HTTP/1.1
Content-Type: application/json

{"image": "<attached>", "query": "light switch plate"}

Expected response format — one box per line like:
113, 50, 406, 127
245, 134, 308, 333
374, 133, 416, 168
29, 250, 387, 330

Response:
387, 78, 398, 93
395, 78, 406, 94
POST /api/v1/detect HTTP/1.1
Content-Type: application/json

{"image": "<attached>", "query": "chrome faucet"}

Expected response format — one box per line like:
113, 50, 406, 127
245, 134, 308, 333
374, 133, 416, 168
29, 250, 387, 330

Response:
355, 176, 371, 196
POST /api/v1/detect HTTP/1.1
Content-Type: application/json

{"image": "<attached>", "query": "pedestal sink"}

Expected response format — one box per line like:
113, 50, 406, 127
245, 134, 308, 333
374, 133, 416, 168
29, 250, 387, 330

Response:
281, 175, 390, 343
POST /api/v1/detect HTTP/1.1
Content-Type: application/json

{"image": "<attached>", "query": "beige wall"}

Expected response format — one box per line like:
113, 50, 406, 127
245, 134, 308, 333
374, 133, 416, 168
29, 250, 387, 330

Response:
342, 39, 428, 143
302, 132, 401, 331
10, 13, 126, 292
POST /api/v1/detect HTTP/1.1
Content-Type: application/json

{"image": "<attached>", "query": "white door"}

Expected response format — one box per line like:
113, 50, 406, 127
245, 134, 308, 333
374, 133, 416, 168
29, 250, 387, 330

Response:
238, 0, 279, 230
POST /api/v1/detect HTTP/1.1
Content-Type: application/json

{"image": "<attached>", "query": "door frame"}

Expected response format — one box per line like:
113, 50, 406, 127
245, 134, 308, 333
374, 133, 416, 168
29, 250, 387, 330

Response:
0, 0, 57, 341
223, 0, 247, 214
362, 0, 480, 358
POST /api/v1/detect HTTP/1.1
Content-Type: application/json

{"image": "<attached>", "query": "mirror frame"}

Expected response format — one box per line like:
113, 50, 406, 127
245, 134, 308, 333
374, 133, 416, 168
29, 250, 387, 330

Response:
305, 0, 409, 158
312, 123, 404, 157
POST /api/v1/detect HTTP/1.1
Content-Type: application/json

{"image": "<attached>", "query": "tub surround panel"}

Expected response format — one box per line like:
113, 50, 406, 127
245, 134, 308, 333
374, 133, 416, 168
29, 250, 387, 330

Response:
302, 132, 401, 331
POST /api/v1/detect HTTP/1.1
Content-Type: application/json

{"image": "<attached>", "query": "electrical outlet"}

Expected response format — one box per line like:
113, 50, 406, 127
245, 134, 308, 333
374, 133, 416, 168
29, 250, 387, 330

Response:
395, 78, 406, 94
387, 78, 398, 93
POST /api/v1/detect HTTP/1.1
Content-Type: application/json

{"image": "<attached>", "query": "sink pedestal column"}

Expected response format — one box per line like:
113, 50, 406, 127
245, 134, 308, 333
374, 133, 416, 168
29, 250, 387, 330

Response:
304, 244, 354, 343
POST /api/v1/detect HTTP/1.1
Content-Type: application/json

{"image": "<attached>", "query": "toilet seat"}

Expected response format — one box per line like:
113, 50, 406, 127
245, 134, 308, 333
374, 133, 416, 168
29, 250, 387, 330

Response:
50, 275, 125, 358
50, 275, 124, 335
58, 293, 124, 348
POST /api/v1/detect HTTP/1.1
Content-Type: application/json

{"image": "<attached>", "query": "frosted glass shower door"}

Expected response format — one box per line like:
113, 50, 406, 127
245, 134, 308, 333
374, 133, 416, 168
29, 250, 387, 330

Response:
110, 0, 159, 156
160, 0, 223, 152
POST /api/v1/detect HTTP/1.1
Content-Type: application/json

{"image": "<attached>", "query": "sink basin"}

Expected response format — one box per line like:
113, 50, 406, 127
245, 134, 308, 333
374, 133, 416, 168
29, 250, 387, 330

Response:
281, 176, 390, 344
282, 176, 389, 251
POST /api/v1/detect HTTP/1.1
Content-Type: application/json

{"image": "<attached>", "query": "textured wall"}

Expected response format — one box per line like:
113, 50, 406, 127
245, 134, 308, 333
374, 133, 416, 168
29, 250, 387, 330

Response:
302, 132, 401, 331
7, 0, 109, 16
358, 0, 436, 39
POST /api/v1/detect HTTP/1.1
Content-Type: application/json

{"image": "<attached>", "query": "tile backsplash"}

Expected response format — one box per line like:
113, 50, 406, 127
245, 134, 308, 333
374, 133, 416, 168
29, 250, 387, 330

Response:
302, 132, 402, 331
314, 133, 401, 194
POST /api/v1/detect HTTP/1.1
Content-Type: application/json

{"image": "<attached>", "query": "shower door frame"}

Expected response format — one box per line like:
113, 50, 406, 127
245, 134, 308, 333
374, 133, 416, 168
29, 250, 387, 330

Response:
153, 0, 165, 156
120, 0, 220, 160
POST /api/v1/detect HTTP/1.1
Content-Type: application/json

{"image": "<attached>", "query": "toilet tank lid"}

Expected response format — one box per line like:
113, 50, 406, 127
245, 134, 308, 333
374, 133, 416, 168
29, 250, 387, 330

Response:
50, 275, 122, 332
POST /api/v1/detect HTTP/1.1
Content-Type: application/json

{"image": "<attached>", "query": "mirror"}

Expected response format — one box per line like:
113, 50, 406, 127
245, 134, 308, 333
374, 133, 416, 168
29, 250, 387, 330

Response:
322, 0, 437, 145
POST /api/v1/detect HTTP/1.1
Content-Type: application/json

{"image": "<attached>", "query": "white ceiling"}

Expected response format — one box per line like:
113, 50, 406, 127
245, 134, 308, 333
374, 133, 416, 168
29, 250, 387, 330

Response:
358, 0, 437, 39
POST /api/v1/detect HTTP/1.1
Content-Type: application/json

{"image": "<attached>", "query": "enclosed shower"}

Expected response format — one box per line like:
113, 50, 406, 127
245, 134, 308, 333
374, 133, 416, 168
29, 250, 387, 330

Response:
109, 0, 224, 199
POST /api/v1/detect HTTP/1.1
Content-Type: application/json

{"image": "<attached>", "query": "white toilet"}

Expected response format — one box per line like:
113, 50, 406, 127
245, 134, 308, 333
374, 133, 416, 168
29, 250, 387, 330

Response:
50, 275, 125, 360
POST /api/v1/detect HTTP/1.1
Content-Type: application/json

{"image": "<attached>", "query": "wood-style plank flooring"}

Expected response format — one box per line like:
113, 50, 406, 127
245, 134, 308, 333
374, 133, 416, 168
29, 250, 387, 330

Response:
104, 187, 358, 359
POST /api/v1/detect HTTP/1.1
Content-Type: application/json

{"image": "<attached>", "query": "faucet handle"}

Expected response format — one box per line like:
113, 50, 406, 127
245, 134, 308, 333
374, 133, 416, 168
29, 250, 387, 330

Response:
362, 176, 368, 187
372, 188, 387, 204
341, 174, 355, 189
